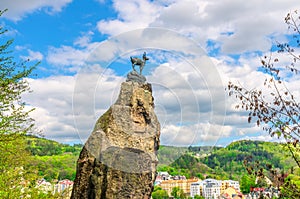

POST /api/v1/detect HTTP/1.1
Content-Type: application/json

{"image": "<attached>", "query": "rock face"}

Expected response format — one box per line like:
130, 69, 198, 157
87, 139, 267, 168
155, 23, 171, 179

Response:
126, 71, 146, 83
71, 77, 160, 199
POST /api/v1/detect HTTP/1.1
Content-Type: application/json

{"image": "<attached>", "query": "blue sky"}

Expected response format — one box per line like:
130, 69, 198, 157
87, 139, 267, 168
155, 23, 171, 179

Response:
1, 0, 299, 147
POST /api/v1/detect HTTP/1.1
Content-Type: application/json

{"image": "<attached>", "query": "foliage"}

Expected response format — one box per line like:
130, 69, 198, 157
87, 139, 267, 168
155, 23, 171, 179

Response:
170, 153, 227, 179
151, 186, 169, 199
227, 10, 300, 197
26, 138, 295, 196
227, 10, 300, 167
11, 137, 299, 196
26, 135, 82, 156
0, 9, 57, 198
242, 142, 299, 197
25, 135, 82, 181
280, 168, 300, 199
240, 174, 256, 194
3, 136, 296, 196
188, 145, 222, 153
0, 10, 37, 140
33, 153, 78, 181
157, 140, 296, 182
158, 145, 188, 165
193, 195, 205, 199
171, 186, 185, 199
205, 140, 294, 180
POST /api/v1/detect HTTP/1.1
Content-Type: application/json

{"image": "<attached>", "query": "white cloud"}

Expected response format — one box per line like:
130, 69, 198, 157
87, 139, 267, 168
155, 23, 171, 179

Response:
25, 53, 300, 145
97, 0, 161, 35
39, 35, 280, 146
74, 31, 94, 48
0, 0, 72, 21
47, 46, 88, 67
161, 123, 232, 146
24, 76, 77, 142
97, 0, 299, 54
153, 1, 206, 28
17, 0, 300, 146
20, 49, 43, 61
45, 43, 104, 73
24, 70, 124, 144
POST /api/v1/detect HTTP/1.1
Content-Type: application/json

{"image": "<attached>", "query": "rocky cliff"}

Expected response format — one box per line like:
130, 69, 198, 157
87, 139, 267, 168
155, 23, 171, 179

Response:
71, 74, 160, 199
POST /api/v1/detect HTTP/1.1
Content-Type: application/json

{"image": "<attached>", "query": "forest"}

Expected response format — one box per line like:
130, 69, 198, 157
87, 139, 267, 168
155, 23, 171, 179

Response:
26, 136, 297, 184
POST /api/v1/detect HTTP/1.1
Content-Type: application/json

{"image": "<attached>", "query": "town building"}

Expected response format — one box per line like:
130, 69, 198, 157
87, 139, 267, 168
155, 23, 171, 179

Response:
54, 179, 74, 198
220, 187, 244, 199
245, 187, 279, 199
154, 171, 187, 186
160, 178, 199, 197
155, 171, 172, 185
222, 180, 240, 192
201, 179, 222, 199
190, 179, 241, 199
190, 181, 202, 197
36, 179, 52, 193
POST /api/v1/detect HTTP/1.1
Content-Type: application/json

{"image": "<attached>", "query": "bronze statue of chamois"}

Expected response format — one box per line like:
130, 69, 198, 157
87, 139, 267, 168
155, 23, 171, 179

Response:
130, 52, 149, 75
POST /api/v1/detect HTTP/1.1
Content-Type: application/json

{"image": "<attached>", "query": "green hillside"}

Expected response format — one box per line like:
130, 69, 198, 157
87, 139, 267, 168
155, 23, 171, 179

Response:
26, 136, 82, 181
157, 145, 188, 165
209, 140, 295, 174
157, 140, 297, 181
26, 135, 83, 156
25, 136, 297, 182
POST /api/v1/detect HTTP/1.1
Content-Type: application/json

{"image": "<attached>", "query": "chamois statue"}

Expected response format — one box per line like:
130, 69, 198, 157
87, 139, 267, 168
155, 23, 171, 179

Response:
130, 52, 149, 75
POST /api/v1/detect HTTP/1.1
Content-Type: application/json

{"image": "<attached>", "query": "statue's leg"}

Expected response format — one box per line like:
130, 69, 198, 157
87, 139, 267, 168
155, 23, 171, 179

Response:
132, 64, 136, 72
140, 64, 144, 75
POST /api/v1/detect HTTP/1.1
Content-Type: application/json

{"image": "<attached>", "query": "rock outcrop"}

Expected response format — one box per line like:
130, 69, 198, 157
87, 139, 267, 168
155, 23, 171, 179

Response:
71, 75, 160, 199
126, 71, 146, 83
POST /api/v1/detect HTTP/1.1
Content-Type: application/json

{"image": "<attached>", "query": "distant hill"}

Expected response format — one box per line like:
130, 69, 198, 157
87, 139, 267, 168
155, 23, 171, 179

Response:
25, 136, 296, 182
26, 135, 82, 156
158, 140, 296, 181
26, 135, 82, 181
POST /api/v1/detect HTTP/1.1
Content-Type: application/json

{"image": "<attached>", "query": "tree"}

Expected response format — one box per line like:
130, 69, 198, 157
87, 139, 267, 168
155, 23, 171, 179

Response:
0, 9, 37, 152
0, 9, 54, 198
240, 174, 256, 194
193, 195, 205, 199
171, 186, 186, 199
151, 186, 169, 199
256, 177, 269, 188
280, 169, 300, 199
227, 10, 300, 167
0, 11, 37, 137
227, 10, 300, 197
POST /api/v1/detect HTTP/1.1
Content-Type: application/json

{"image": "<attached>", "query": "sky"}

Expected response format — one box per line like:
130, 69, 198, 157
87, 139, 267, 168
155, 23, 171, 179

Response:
0, 0, 299, 147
